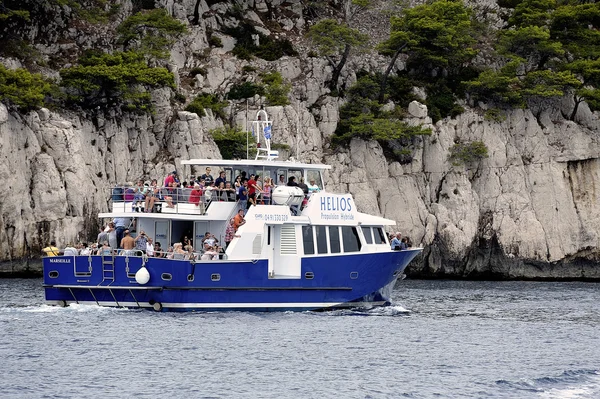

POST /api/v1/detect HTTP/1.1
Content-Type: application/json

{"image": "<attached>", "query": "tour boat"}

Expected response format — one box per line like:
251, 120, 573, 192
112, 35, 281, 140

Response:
42, 110, 421, 311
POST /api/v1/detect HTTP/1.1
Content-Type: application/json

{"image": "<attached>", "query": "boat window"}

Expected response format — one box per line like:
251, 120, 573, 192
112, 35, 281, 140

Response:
342, 226, 361, 253
374, 227, 386, 244
306, 170, 323, 190
361, 226, 373, 244
316, 225, 327, 254
329, 226, 341, 253
302, 225, 315, 255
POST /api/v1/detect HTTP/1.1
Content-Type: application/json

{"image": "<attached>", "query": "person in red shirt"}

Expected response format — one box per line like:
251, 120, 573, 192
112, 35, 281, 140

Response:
247, 174, 263, 208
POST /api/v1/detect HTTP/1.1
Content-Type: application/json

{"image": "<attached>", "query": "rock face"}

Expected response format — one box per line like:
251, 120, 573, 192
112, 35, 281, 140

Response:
2, 1, 600, 279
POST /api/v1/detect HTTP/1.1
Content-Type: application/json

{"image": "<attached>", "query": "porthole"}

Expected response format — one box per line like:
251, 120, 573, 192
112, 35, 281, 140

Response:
161, 273, 172, 281
49, 271, 59, 278
305, 272, 314, 280
350, 272, 359, 279
211, 273, 220, 281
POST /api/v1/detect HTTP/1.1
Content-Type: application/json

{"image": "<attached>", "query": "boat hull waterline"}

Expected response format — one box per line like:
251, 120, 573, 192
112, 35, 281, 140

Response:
43, 249, 420, 312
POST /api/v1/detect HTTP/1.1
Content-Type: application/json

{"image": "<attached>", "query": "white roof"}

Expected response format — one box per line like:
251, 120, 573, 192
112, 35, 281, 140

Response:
181, 158, 332, 170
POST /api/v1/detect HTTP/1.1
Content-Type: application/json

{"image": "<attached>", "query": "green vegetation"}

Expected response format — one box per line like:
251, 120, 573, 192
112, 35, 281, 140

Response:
333, 73, 431, 162
465, 0, 600, 119
117, 8, 187, 60
448, 141, 489, 166
0, 65, 57, 110
261, 72, 291, 106
210, 126, 255, 159
223, 23, 297, 61
307, 19, 368, 91
185, 93, 228, 119
227, 82, 265, 100
60, 51, 175, 113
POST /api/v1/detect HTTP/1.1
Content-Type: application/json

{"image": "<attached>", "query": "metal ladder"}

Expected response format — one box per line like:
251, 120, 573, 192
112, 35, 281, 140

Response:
101, 253, 115, 285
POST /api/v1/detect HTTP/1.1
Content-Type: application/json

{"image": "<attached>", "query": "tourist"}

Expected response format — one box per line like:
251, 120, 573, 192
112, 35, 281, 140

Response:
164, 170, 178, 188
225, 218, 236, 248
201, 245, 219, 261
80, 243, 92, 256
200, 167, 214, 185
172, 243, 187, 260
113, 217, 129, 247
145, 179, 161, 212
262, 177, 273, 205
202, 232, 218, 250
287, 176, 298, 187
42, 241, 60, 257
135, 231, 149, 255
100, 241, 112, 255
234, 176, 242, 192
63, 243, 78, 256
120, 229, 135, 252
215, 170, 227, 187
224, 182, 236, 202
278, 174, 285, 185
153, 242, 163, 258
308, 179, 320, 195
238, 181, 248, 212
145, 237, 155, 257
189, 183, 204, 211
247, 174, 263, 208
233, 209, 245, 232
390, 232, 402, 250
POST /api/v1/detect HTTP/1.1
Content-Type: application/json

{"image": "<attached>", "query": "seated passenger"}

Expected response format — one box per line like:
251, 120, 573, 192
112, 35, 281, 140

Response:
100, 241, 113, 255
145, 179, 161, 212
132, 180, 146, 212
42, 241, 60, 257
202, 232, 218, 250
172, 243, 187, 260
200, 246, 219, 261
63, 244, 78, 256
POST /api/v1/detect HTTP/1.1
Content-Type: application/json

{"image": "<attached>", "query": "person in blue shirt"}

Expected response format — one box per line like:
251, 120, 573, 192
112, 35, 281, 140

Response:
238, 181, 248, 213
390, 232, 402, 250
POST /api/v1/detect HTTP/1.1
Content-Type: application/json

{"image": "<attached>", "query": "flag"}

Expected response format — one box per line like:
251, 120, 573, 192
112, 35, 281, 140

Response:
264, 124, 272, 140
251, 124, 255, 137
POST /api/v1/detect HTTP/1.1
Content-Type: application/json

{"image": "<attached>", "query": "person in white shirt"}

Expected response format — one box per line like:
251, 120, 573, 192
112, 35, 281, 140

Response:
307, 179, 320, 195
146, 238, 155, 257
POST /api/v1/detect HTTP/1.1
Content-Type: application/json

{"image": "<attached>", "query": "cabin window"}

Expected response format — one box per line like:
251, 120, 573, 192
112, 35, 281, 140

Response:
361, 226, 373, 244
302, 225, 315, 255
329, 226, 341, 253
316, 226, 327, 254
342, 226, 362, 253
374, 227, 386, 244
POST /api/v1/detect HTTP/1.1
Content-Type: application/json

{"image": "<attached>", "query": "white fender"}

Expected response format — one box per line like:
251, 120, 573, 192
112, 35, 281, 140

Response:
135, 266, 150, 285
271, 186, 305, 206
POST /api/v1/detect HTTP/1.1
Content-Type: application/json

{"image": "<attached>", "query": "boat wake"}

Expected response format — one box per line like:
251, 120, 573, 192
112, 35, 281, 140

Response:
497, 369, 600, 398
319, 304, 411, 317
0, 303, 132, 313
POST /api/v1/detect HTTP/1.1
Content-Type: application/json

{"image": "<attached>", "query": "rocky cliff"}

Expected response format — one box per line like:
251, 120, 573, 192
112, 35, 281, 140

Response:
2, 0, 600, 279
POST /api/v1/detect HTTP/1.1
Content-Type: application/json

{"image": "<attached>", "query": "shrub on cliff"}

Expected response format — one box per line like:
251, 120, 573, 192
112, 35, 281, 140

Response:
59, 50, 175, 113
0, 64, 57, 111
223, 23, 297, 61
185, 93, 228, 119
448, 141, 489, 166
227, 82, 265, 100
210, 126, 255, 159
260, 72, 290, 106
117, 8, 187, 60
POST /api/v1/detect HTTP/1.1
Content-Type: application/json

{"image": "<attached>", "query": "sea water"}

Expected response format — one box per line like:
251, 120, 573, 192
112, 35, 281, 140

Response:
0, 278, 598, 399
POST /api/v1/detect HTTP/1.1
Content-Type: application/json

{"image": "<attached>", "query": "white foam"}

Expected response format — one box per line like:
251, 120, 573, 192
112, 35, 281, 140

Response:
538, 372, 600, 399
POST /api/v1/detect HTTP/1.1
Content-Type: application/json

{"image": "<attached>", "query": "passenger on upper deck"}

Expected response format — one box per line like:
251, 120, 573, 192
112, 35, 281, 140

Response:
262, 177, 273, 205
42, 241, 60, 257
238, 181, 248, 212
234, 176, 242, 191
189, 183, 204, 212
247, 175, 263, 208
200, 167, 214, 185
164, 171, 178, 188
279, 174, 285, 185
223, 182, 236, 202
215, 171, 227, 187
162, 181, 179, 208
145, 179, 161, 213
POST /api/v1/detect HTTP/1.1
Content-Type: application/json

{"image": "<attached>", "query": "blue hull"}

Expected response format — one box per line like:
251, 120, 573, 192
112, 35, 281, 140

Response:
43, 249, 420, 311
